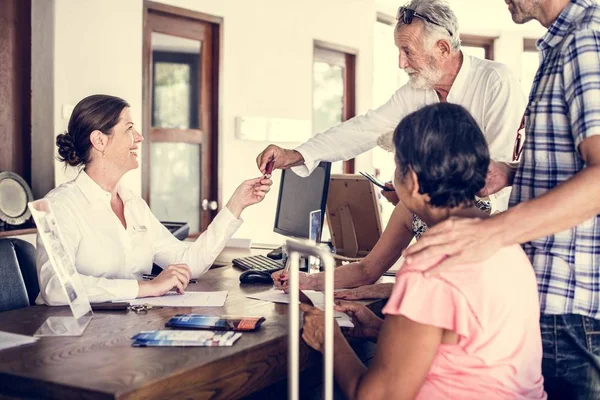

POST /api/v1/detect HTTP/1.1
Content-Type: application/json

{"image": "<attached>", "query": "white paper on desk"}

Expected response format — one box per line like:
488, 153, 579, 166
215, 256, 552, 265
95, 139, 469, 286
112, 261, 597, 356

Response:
0, 331, 38, 351
246, 288, 290, 304
246, 289, 354, 328
129, 291, 228, 307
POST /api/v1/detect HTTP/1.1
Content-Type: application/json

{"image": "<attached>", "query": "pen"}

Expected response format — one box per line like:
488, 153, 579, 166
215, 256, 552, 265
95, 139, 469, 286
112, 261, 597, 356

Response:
279, 260, 290, 285
142, 274, 197, 284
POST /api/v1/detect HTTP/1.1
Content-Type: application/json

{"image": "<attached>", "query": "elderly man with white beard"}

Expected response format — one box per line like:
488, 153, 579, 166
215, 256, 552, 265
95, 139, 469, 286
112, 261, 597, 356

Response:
256, 0, 527, 295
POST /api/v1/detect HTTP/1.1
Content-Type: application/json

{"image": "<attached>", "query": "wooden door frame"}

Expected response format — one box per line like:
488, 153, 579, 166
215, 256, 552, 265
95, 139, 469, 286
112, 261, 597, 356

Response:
142, 1, 222, 233
313, 40, 357, 174
523, 38, 538, 53
0, 0, 31, 183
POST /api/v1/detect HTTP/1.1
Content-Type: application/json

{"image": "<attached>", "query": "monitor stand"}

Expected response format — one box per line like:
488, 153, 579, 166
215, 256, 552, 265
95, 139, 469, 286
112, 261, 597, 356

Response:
337, 203, 358, 258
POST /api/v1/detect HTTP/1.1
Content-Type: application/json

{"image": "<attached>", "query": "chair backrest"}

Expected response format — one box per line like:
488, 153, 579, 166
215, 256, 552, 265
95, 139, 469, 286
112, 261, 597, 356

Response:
0, 238, 39, 312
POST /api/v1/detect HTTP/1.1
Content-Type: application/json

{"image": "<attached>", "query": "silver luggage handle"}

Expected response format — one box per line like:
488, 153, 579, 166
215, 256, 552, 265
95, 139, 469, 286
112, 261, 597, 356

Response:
286, 239, 335, 400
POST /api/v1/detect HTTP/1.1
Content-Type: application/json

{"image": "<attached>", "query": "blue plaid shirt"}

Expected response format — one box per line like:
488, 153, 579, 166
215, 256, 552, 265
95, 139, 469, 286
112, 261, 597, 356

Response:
509, 0, 600, 318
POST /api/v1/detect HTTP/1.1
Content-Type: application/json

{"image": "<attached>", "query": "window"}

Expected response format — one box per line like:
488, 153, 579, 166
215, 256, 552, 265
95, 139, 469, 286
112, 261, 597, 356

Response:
313, 41, 357, 174
152, 50, 200, 130
460, 34, 496, 60
143, 2, 221, 235
521, 38, 539, 99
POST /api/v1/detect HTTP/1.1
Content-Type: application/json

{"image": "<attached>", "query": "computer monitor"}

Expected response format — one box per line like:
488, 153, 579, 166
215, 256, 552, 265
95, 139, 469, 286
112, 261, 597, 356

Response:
273, 162, 331, 241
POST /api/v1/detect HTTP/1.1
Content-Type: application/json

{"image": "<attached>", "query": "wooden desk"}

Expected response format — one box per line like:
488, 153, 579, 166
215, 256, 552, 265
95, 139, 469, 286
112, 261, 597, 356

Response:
0, 265, 383, 399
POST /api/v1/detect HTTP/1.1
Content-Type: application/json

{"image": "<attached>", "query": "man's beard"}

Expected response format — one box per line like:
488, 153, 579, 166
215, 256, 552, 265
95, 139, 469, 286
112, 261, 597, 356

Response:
405, 58, 443, 89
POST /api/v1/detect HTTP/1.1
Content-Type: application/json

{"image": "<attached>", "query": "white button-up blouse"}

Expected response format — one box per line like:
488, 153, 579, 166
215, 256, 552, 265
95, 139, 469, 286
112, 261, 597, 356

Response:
35, 171, 243, 305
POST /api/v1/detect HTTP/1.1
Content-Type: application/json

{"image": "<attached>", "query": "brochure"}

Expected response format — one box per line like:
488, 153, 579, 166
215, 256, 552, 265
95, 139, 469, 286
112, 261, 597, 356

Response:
131, 330, 242, 347
165, 314, 265, 331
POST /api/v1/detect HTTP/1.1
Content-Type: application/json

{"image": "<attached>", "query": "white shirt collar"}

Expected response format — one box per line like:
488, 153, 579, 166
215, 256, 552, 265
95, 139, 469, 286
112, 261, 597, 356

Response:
75, 170, 135, 207
447, 52, 471, 103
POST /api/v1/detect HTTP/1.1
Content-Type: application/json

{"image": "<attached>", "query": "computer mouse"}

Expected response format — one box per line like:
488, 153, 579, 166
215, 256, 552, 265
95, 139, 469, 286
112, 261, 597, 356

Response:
239, 270, 274, 284
266, 247, 283, 260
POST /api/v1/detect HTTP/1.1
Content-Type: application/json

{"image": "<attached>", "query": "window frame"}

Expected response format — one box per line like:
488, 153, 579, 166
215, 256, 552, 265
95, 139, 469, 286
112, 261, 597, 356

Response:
460, 34, 496, 60
143, 1, 222, 236
151, 50, 200, 135
523, 38, 538, 53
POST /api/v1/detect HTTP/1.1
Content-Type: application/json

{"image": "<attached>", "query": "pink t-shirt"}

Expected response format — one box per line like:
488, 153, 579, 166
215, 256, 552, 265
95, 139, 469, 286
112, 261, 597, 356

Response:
382, 244, 546, 399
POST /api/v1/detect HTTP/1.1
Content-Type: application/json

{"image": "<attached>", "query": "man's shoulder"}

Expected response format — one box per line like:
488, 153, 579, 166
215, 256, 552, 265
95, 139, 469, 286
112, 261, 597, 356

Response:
561, 2, 600, 47
469, 56, 516, 85
574, 1, 600, 30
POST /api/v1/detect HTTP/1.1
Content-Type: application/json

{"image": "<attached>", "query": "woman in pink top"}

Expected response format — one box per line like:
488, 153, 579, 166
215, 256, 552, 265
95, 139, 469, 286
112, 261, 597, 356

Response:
301, 103, 546, 399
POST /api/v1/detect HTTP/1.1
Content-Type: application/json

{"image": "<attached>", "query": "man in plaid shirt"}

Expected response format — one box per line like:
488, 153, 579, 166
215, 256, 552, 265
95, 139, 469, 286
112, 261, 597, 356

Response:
403, 0, 600, 398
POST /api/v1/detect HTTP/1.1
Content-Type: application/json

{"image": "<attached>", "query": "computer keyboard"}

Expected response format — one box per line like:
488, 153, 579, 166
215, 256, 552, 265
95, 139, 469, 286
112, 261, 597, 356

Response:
232, 255, 284, 273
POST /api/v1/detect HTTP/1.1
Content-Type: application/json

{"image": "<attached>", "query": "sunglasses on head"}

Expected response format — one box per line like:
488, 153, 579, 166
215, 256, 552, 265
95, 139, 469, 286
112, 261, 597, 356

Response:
396, 7, 453, 37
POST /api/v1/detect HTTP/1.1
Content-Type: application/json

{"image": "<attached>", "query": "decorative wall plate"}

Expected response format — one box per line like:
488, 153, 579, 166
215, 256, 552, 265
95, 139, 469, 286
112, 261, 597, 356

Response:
0, 171, 34, 226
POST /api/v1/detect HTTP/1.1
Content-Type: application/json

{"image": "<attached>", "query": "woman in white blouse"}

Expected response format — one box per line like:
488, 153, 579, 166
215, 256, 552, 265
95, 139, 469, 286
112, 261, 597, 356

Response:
36, 94, 272, 306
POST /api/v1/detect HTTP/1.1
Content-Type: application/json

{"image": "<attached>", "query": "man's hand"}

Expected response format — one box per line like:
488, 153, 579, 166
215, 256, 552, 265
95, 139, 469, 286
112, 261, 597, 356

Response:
256, 145, 305, 174
334, 301, 383, 340
334, 283, 392, 300
478, 161, 516, 197
300, 303, 342, 353
402, 217, 502, 275
381, 182, 399, 205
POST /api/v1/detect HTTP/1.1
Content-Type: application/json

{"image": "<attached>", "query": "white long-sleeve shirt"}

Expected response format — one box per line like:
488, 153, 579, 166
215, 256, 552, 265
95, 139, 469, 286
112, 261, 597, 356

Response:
293, 54, 526, 212
35, 171, 242, 305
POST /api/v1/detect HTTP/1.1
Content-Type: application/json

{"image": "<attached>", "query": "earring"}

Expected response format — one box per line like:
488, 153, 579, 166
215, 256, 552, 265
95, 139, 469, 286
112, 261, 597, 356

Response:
102, 150, 105, 158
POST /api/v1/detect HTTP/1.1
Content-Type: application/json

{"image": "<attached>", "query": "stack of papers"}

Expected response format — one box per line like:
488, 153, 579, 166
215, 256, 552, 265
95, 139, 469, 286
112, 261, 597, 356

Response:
129, 291, 228, 307
131, 330, 241, 347
0, 331, 38, 351
247, 289, 355, 328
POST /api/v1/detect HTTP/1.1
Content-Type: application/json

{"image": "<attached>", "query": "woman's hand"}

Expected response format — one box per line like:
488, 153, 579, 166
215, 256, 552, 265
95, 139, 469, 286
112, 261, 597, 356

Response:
335, 301, 383, 340
138, 264, 191, 298
271, 270, 314, 291
381, 182, 399, 205
334, 283, 392, 300
300, 303, 343, 353
226, 177, 273, 218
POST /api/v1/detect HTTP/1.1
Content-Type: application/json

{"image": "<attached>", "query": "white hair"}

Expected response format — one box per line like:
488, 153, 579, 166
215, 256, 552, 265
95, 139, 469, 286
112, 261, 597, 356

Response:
395, 0, 461, 52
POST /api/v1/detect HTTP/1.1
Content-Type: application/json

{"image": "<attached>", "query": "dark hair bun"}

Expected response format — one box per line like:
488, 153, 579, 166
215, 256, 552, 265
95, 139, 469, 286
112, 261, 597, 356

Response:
56, 132, 82, 167
417, 160, 488, 208
56, 95, 130, 168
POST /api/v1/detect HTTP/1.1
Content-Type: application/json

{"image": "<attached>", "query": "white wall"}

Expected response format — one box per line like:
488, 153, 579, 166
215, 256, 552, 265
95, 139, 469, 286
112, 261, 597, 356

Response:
34, 0, 550, 245
44, 0, 375, 245
52, 0, 144, 193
